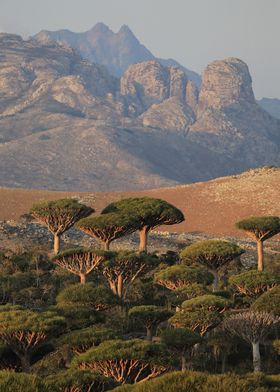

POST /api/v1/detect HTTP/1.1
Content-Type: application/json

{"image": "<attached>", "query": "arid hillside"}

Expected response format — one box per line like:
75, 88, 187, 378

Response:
0, 167, 279, 238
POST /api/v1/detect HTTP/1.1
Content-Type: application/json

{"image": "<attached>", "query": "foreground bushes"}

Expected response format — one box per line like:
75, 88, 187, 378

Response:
113, 371, 280, 392
0, 371, 45, 392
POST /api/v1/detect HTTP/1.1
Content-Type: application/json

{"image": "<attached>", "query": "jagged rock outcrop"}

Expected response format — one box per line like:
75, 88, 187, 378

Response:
190, 57, 280, 167
197, 57, 255, 114
33, 23, 200, 84
120, 61, 189, 114
0, 33, 122, 130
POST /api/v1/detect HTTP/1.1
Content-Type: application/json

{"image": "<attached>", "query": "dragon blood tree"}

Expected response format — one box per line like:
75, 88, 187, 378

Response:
30, 199, 93, 254
154, 265, 213, 291
98, 251, 159, 299
52, 248, 112, 284
45, 369, 115, 392
76, 213, 139, 250
181, 240, 244, 291
251, 286, 280, 316
229, 270, 280, 300
161, 328, 201, 371
58, 325, 118, 355
0, 305, 65, 373
169, 295, 230, 337
236, 216, 280, 271
56, 284, 119, 330
223, 311, 280, 373
102, 197, 184, 252
74, 339, 169, 384
129, 305, 173, 341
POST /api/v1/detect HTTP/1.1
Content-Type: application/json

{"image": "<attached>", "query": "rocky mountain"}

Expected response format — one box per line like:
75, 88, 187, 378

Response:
0, 33, 279, 191
33, 23, 200, 84
258, 98, 280, 119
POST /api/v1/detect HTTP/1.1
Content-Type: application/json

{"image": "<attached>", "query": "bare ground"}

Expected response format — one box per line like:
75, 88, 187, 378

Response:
0, 167, 279, 239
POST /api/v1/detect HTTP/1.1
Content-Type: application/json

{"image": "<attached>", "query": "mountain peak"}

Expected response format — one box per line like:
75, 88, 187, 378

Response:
118, 24, 134, 35
90, 22, 111, 34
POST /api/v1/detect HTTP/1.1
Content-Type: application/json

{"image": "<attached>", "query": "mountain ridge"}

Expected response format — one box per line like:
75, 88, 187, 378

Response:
33, 23, 201, 85
0, 33, 279, 191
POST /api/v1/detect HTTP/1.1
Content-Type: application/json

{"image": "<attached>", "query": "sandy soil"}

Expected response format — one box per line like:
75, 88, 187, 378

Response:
0, 167, 279, 238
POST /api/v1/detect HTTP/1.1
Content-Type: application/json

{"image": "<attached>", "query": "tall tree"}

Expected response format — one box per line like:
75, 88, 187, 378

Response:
98, 251, 159, 299
169, 295, 230, 336
154, 265, 213, 291
161, 328, 201, 371
74, 339, 169, 384
52, 248, 111, 284
251, 286, 280, 316
0, 305, 65, 372
236, 216, 280, 271
223, 311, 280, 372
102, 197, 184, 252
30, 199, 93, 254
229, 270, 279, 300
76, 213, 139, 250
56, 285, 110, 330
181, 240, 244, 291
129, 305, 173, 341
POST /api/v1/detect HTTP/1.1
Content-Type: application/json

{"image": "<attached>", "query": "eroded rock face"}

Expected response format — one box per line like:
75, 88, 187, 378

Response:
190, 57, 280, 167
197, 57, 255, 114
0, 34, 279, 192
186, 80, 199, 114
169, 67, 187, 100
120, 60, 189, 113
141, 97, 195, 131
120, 61, 170, 106
0, 33, 119, 118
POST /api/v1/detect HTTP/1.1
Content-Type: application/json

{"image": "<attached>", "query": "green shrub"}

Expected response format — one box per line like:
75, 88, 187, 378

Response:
0, 371, 46, 392
45, 369, 115, 391
252, 286, 280, 315
112, 371, 278, 392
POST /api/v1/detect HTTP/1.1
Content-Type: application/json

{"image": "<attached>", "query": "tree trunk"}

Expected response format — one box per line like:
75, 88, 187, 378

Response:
146, 327, 153, 342
117, 275, 123, 298
19, 353, 31, 373
181, 354, 187, 371
54, 233, 60, 255
212, 269, 219, 291
257, 240, 264, 271
104, 241, 111, 250
139, 227, 148, 253
221, 352, 227, 373
252, 341, 261, 372
80, 273, 86, 284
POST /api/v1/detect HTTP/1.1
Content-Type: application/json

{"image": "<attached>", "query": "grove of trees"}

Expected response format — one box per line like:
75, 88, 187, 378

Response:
0, 198, 279, 391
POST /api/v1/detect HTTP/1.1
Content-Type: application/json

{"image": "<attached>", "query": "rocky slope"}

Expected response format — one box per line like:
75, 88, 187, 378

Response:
0, 34, 279, 191
258, 98, 280, 119
33, 23, 200, 84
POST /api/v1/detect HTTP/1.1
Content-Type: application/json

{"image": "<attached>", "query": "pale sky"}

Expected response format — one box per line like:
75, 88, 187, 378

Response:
0, 0, 279, 99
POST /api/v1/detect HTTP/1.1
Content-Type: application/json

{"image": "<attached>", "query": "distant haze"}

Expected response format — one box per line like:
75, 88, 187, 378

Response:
0, 0, 279, 99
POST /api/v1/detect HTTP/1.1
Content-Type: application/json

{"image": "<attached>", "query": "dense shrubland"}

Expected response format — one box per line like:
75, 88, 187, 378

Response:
0, 198, 279, 391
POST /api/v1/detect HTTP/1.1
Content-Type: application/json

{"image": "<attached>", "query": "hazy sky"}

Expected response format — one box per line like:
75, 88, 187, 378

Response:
0, 0, 279, 98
